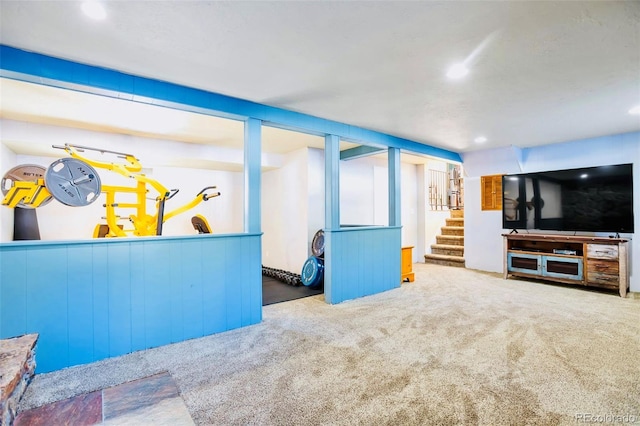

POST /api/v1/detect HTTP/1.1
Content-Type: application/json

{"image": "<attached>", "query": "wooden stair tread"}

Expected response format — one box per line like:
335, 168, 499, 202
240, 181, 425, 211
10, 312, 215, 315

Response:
436, 236, 464, 245
424, 253, 465, 263
430, 244, 464, 251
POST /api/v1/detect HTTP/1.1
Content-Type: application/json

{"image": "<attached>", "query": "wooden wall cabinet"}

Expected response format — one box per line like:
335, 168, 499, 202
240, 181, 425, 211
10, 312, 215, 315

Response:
503, 234, 629, 297
481, 175, 503, 211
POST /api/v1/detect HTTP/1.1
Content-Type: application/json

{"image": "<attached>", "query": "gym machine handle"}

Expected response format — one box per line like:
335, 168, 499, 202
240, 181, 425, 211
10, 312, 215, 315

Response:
166, 189, 180, 200
198, 186, 221, 201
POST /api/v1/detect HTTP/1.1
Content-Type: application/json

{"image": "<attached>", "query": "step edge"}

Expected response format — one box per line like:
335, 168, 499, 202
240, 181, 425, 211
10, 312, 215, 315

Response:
424, 254, 465, 262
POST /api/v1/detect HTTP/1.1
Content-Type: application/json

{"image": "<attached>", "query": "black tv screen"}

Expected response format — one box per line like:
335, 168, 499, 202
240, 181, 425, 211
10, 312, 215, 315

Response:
502, 164, 634, 233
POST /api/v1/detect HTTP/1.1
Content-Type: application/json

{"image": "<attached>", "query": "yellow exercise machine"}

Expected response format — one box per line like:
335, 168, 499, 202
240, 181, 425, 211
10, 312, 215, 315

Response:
1, 144, 220, 238
52, 144, 220, 238
191, 214, 212, 234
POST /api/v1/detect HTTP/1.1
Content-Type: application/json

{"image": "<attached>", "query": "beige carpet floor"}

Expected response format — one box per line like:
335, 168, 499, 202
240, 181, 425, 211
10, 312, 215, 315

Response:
18, 263, 640, 425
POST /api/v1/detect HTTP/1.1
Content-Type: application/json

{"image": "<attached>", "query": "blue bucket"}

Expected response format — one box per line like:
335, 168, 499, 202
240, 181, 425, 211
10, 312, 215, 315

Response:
301, 256, 324, 289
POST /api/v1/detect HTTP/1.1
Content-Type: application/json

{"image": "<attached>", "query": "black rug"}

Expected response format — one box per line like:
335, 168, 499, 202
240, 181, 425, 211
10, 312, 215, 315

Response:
262, 276, 323, 306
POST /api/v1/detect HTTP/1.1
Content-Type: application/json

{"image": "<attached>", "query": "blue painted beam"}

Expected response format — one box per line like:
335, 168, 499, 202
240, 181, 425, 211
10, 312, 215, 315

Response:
340, 145, 386, 161
0, 45, 462, 162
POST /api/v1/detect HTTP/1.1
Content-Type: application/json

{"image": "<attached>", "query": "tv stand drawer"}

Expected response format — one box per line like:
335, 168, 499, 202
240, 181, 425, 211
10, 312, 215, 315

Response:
586, 258, 620, 288
587, 258, 619, 275
586, 244, 618, 260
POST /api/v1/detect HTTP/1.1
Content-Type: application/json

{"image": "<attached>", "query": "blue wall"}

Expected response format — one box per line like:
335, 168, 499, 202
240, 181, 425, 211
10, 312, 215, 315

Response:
0, 234, 262, 373
325, 227, 401, 304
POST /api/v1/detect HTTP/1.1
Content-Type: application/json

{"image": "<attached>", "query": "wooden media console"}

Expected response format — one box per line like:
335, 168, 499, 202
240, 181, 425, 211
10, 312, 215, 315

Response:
503, 234, 629, 297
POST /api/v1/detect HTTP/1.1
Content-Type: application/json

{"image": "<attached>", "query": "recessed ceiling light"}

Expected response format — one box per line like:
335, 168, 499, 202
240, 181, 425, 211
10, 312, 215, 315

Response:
82, 1, 106, 20
474, 136, 487, 144
446, 63, 469, 80
629, 105, 640, 115
580, 174, 588, 179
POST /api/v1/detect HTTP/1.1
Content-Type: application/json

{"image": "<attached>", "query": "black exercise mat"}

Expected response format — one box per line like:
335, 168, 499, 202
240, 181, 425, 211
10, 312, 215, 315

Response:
262, 276, 323, 306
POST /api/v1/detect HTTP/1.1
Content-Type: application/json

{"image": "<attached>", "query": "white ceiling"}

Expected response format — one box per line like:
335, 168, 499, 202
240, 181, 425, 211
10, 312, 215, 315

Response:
0, 1, 639, 154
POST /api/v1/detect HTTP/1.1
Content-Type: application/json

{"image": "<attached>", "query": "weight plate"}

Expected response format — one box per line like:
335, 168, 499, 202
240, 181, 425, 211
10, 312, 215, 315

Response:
311, 229, 325, 258
1, 164, 53, 208
301, 256, 324, 288
45, 158, 102, 207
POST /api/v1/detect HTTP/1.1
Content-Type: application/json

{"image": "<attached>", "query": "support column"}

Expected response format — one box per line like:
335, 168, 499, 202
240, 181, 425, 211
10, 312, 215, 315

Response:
388, 147, 401, 227
244, 118, 261, 233
325, 134, 340, 230
324, 134, 340, 304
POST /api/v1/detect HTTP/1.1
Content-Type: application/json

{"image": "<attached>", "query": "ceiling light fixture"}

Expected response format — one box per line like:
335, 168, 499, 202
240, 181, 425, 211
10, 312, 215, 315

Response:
474, 136, 487, 143
446, 63, 469, 80
629, 105, 640, 115
82, 1, 106, 20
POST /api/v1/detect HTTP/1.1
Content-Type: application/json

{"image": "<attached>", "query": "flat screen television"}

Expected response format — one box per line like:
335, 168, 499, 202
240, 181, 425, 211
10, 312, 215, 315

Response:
502, 164, 634, 234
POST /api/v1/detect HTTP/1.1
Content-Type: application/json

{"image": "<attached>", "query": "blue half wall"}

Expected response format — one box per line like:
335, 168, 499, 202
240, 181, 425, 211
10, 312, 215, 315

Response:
0, 234, 262, 373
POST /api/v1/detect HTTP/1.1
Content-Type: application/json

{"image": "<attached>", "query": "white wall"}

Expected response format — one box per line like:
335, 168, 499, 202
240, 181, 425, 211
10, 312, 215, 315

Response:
424, 210, 451, 253
0, 119, 262, 171
0, 143, 17, 241
149, 166, 243, 235
340, 155, 420, 260
401, 163, 418, 257
462, 131, 640, 292
307, 148, 325, 253
340, 156, 378, 226
261, 148, 310, 273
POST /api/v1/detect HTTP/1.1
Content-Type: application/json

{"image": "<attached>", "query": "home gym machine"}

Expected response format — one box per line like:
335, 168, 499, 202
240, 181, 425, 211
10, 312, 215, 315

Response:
1, 143, 221, 238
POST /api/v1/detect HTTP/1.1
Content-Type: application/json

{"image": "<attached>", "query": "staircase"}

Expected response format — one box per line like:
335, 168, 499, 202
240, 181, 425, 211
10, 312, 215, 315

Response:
424, 209, 465, 267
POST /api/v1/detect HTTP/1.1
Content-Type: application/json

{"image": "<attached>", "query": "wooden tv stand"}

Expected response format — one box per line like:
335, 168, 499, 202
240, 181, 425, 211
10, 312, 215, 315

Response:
503, 234, 629, 297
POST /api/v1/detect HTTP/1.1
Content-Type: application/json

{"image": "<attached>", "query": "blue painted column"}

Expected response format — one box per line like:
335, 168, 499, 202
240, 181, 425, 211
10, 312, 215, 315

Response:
325, 134, 340, 230
244, 118, 262, 233
324, 134, 340, 303
243, 118, 263, 327
388, 147, 401, 227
